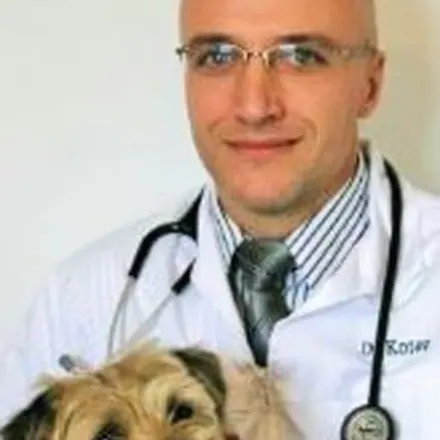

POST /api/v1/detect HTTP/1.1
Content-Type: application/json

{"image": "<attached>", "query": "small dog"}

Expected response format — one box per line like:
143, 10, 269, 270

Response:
1, 345, 229, 440
1, 345, 300, 440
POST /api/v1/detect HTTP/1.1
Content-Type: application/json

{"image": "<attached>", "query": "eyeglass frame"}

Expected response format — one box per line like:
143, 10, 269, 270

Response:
174, 35, 378, 72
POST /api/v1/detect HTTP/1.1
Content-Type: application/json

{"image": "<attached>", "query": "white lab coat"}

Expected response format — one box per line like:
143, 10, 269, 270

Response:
2, 147, 440, 439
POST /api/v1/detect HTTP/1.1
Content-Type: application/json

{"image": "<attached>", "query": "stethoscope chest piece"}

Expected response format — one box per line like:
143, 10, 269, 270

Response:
341, 404, 395, 440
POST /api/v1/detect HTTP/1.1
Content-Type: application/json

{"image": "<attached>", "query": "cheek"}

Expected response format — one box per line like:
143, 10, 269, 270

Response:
282, 74, 362, 141
186, 77, 232, 133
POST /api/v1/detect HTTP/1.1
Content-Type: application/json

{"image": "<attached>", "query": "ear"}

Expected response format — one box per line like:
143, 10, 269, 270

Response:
1, 390, 57, 440
173, 347, 227, 419
357, 51, 386, 119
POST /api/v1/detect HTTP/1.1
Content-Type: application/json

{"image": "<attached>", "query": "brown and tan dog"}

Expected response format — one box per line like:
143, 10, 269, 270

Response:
1, 345, 300, 440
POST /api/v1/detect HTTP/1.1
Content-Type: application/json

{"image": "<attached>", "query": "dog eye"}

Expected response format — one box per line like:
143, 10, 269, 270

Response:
167, 398, 194, 424
93, 421, 126, 440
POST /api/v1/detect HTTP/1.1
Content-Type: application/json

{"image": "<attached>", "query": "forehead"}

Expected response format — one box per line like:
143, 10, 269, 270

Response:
180, 0, 371, 45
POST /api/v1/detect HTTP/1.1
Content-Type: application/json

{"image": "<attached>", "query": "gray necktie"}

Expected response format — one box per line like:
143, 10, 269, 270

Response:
228, 238, 295, 366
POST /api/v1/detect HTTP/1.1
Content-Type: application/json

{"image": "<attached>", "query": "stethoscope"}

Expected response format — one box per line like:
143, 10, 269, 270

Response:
102, 159, 402, 440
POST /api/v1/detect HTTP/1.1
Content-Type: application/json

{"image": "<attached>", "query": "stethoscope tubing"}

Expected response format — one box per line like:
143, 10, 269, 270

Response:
106, 193, 202, 358
368, 161, 402, 407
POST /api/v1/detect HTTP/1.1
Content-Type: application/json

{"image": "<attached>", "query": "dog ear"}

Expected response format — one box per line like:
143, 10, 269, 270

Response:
173, 347, 227, 419
1, 390, 57, 440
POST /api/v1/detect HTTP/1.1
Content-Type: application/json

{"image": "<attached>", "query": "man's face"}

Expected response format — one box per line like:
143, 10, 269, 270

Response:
179, 0, 384, 227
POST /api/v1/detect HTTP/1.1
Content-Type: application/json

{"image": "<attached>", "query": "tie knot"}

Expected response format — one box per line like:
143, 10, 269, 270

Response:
230, 238, 295, 291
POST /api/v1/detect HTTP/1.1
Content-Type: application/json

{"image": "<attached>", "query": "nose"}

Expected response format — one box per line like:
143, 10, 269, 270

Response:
233, 57, 285, 127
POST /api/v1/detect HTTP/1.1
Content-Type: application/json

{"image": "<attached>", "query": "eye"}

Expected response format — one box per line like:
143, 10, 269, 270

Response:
192, 43, 241, 71
167, 397, 194, 424
274, 43, 329, 68
92, 421, 126, 440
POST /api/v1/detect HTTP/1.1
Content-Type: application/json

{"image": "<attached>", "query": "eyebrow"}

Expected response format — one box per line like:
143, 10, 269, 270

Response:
182, 32, 343, 48
183, 33, 236, 47
274, 33, 341, 47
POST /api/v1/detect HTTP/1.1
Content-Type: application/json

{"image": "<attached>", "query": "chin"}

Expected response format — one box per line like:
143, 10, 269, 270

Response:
233, 186, 305, 217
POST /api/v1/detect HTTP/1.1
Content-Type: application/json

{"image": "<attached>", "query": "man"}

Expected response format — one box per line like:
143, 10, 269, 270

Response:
2, 0, 440, 438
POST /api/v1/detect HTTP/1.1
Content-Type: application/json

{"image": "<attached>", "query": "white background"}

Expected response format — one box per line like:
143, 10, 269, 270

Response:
0, 0, 439, 350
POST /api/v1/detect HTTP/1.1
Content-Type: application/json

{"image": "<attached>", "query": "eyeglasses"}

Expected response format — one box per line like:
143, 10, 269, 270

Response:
175, 39, 376, 76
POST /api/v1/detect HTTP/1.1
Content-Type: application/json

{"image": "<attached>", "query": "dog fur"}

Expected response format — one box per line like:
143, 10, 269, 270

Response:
1, 345, 228, 440
222, 362, 301, 440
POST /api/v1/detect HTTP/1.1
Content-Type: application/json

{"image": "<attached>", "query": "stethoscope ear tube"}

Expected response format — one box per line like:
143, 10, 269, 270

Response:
128, 192, 202, 280
172, 262, 195, 294
128, 223, 185, 279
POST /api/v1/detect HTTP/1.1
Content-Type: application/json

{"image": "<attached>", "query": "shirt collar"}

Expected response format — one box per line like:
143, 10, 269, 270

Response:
207, 148, 370, 291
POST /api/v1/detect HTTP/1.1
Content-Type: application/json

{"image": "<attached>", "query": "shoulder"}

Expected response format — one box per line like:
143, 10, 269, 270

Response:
403, 178, 440, 232
369, 147, 440, 256
401, 176, 440, 261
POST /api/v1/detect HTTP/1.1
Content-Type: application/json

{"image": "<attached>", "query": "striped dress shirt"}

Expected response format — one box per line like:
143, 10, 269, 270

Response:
208, 153, 370, 311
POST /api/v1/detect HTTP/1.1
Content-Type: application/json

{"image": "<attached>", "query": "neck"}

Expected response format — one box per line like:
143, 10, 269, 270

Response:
218, 156, 360, 240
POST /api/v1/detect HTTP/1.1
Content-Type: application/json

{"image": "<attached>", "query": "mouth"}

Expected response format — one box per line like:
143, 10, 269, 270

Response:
224, 137, 303, 158
227, 139, 298, 148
